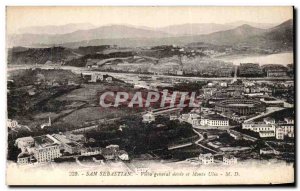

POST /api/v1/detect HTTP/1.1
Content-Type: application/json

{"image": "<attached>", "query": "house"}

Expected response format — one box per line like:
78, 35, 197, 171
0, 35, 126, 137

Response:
40, 116, 51, 129
259, 131, 275, 138
106, 76, 113, 83
31, 135, 62, 163
118, 150, 129, 161
260, 148, 279, 155
142, 111, 155, 123
67, 134, 86, 142
81, 147, 102, 156
7, 119, 19, 129
242, 123, 275, 133
278, 123, 294, 138
220, 82, 228, 87
15, 136, 35, 153
223, 155, 238, 165
200, 114, 229, 127
263, 117, 276, 125
176, 70, 183, 75
17, 153, 35, 165
169, 115, 178, 120
284, 117, 294, 124
275, 127, 284, 140
64, 142, 81, 154
199, 153, 214, 165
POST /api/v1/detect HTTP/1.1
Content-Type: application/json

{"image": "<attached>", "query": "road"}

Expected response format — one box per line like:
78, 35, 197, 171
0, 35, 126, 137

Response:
244, 107, 285, 123
192, 128, 218, 153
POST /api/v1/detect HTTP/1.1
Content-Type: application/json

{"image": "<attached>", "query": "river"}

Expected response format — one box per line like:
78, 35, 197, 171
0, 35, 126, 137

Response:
218, 52, 293, 66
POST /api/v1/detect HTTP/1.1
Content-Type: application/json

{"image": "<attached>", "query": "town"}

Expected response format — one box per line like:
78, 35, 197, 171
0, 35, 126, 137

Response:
7, 57, 294, 172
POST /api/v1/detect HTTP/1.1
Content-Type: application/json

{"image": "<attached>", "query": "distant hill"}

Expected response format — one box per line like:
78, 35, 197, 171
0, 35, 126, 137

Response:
188, 24, 267, 45
157, 23, 234, 36
7, 20, 293, 51
8, 25, 171, 47
227, 21, 278, 29
238, 19, 293, 50
16, 23, 95, 35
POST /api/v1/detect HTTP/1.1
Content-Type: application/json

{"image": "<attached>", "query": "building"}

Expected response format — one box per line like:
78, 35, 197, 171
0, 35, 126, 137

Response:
142, 111, 155, 123
223, 155, 238, 165
199, 153, 214, 165
118, 150, 129, 161
186, 113, 201, 126
278, 123, 294, 138
259, 131, 275, 138
275, 127, 284, 140
263, 117, 276, 124
32, 135, 62, 163
15, 136, 35, 151
40, 116, 51, 129
215, 99, 266, 115
239, 63, 263, 77
64, 142, 81, 154
176, 70, 183, 75
82, 73, 104, 83
200, 114, 229, 127
242, 123, 275, 133
260, 98, 285, 107
66, 134, 86, 142
260, 148, 278, 155
266, 70, 287, 77
169, 115, 178, 120
81, 147, 102, 156
284, 117, 294, 124
262, 64, 288, 77
220, 82, 228, 87
7, 119, 19, 129
17, 153, 35, 165
106, 76, 113, 83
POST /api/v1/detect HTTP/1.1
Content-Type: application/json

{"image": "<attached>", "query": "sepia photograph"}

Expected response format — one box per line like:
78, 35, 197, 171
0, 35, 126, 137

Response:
5, 6, 295, 185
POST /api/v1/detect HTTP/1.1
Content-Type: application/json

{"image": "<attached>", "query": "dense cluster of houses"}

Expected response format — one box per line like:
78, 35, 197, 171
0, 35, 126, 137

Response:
15, 133, 129, 165
199, 153, 238, 165
242, 117, 294, 140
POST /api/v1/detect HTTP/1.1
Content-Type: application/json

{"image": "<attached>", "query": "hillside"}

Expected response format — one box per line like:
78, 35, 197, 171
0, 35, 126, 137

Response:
238, 19, 293, 50
7, 19, 293, 51
7, 47, 78, 65
8, 25, 171, 47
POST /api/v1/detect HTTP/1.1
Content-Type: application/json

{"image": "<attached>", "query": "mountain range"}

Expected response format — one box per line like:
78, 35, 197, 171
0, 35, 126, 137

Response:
7, 19, 292, 49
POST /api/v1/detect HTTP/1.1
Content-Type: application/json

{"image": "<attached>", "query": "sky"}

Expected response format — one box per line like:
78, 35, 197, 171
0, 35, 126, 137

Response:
6, 6, 293, 34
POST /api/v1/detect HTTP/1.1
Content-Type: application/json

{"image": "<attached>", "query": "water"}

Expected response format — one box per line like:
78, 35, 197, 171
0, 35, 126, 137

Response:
219, 52, 293, 66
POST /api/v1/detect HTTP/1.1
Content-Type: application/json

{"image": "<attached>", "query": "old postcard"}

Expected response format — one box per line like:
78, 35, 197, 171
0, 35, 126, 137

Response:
6, 6, 294, 185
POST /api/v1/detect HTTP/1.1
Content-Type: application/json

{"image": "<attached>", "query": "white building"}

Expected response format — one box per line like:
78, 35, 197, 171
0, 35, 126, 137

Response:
200, 114, 229, 127
220, 82, 228, 87
242, 123, 275, 133
284, 117, 294, 124
260, 148, 278, 155
199, 153, 214, 165
81, 147, 102, 156
223, 155, 238, 165
279, 123, 294, 138
32, 135, 62, 163
142, 111, 155, 123
15, 136, 35, 152
17, 153, 34, 165
263, 117, 276, 124
106, 76, 113, 83
118, 150, 129, 161
259, 131, 275, 138
275, 127, 284, 140
7, 119, 19, 129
